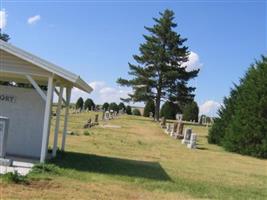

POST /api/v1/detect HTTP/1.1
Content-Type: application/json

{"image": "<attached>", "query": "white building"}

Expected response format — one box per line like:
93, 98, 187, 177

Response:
0, 40, 92, 163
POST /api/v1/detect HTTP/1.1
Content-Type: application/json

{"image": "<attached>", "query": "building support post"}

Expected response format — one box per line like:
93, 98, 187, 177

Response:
40, 76, 54, 163
61, 87, 71, 151
52, 85, 64, 157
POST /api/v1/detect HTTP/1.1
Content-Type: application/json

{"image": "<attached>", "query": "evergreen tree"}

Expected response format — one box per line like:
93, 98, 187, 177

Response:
183, 101, 199, 122
143, 99, 155, 117
0, 29, 10, 42
117, 10, 199, 121
208, 88, 238, 144
126, 106, 132, 115
118, 102, 126, 111
76, 97, 84, 110
102, 102, 109, 111
132, 109, 141, 116
84, 98, 95, 110
160, 101, 180, 120
109, 102, 119, 112
209, 56, 267, 158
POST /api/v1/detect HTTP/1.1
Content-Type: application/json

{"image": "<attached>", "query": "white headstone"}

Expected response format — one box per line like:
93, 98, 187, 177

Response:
105, 111, 110, 120
176, 114, 183, 122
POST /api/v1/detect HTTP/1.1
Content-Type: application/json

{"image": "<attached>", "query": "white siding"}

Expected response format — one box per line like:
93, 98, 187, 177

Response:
0, 85, 45, 158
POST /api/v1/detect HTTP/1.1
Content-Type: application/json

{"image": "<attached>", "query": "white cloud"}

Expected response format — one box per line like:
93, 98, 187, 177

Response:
89, 81, 106, 91
199, 100, 221, 117
98, 86, 130, 103
0, 9, 7, 29
67, 81, 131, 104
183, 51, 202, 71
27, 15, 41, 25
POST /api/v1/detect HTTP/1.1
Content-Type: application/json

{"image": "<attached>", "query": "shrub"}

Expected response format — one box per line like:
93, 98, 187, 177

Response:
126, 106, 132, 115
183, 101, 199, 122
1, 171, 28, 184
209, 56, 267, 158
132, 108, 141, 116
83, 130, 91, 136
143, 99, 155, 117
31, 163, 61, 175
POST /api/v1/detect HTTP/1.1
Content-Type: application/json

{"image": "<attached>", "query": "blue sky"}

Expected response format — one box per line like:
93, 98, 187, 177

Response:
0, 0, 266, 116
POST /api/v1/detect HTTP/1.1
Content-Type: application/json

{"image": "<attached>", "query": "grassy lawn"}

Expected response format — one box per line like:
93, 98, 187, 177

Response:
1, 111, 267, 199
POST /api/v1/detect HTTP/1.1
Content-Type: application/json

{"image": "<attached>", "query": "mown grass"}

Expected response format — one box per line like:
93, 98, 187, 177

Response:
1, 111, 267, 199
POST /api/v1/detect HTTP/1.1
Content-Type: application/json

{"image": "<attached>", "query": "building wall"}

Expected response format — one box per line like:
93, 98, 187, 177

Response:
0, 85, 45, 158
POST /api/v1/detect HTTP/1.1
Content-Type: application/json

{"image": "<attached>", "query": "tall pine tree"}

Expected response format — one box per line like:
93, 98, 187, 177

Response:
117, 10, 199, 121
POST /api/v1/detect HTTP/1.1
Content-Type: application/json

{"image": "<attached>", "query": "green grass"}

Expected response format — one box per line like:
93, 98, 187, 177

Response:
1, 111, 267, 200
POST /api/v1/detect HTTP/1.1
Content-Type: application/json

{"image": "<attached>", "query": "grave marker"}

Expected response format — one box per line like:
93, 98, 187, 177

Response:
187, 133, 197, 149
182, 128, 192, 144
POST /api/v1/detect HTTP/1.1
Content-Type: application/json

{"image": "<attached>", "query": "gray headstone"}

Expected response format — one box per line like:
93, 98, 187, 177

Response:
187, 133, 197, 149
182, 128, 192, 144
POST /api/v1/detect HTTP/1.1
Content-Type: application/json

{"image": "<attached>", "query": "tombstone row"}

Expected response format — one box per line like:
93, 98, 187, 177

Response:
160, 116, 197, 149
102, 110, 119, 121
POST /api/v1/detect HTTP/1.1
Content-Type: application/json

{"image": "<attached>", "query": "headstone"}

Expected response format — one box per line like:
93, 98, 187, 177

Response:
114, 111, 118, 118
160, 117, 166, 128
84, 118, 92, 128
166, 123, 173, 135
109, 110, 114, 119
105, 111, 110, 120
94, 114, 99, 123
149, 112, 153, 118
182, 128, 192, 144
0, 116, 9, 158
102, 111, 105, 120
171, 122, 178, 137
175, 122, 184, 139
176, 114, 183, 122
187, 133, 197, 149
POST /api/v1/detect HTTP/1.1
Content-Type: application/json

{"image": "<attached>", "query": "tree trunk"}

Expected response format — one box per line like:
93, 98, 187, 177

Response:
155, 97, 161, 121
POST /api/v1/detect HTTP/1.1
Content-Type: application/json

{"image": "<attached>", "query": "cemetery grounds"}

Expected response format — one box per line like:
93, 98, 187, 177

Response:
0, 111, 266, 200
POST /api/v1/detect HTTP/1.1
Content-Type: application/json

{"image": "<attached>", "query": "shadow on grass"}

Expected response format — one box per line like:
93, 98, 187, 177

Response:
51, 151, 171, 181
197, 147, 208, 150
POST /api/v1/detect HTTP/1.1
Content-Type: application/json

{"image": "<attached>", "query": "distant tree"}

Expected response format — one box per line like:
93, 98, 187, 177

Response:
102, 102, 109, 111
84, 98, 95, 110
109, 102, 119, 112
160, 101, 180, 120
117, 10, 199, 121
183, 101, 199, 122
126, 106, 132, 115
209, 56, 267, 158
143, 99, 155, 117
118, 102, 126, 111
0, 29, 10, 42
76, 97, 84, 110
132, 109, 141, 116
95, 105, 100, 111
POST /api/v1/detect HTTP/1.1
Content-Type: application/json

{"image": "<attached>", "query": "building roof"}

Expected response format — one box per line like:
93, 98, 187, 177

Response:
0, 40, 93, 93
